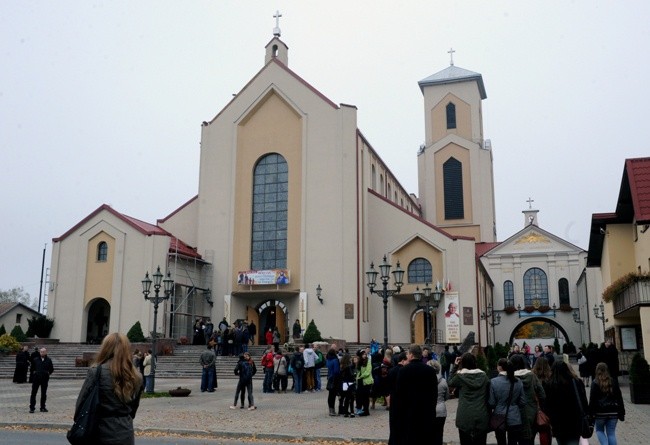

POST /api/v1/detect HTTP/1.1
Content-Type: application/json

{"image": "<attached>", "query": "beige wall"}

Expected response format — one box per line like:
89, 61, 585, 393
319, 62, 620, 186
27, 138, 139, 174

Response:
84, 232, 115, 306
430, 93, 472, 143
232, 91, 303, 290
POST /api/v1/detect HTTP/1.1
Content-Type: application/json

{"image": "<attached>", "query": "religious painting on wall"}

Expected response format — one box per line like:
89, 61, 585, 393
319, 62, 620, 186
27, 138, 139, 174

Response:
444, 292, 460, 343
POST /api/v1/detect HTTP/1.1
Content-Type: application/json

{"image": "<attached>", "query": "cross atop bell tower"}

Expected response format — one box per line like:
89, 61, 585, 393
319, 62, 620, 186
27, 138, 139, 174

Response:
273, 10, 282, 37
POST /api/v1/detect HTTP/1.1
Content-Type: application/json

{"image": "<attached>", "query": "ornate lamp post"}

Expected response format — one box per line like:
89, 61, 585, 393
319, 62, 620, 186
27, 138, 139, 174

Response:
481, 304, 502, 327
366, 255, 404, 350
593, 302, 606, 335
142, 266, 174, 393
413, 283, 443, 346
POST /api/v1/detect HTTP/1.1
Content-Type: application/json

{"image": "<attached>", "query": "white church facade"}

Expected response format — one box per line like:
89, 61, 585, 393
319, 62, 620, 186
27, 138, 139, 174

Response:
47, 29, 593, 349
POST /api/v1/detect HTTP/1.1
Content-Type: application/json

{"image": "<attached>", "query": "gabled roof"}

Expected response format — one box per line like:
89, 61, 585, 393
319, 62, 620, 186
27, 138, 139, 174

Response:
619, 157, 650, 223
482, 222, 585, 257
0, 302, 40, 318
418, 65, 487, 99
587, 157, 650, 267
53, 204, 202, 260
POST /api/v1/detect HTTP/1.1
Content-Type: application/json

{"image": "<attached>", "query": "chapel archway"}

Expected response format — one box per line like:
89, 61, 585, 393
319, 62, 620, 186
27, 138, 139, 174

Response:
508, 316, 571, 349
86, 298, 110, 344
256, 299, 289, 345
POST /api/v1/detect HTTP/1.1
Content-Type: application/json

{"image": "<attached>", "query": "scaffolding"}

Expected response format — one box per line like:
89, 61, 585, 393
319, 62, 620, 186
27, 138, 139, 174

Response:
167, 248, 214, 340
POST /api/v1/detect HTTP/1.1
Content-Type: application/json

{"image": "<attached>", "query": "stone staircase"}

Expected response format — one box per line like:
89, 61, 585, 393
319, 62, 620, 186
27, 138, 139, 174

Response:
0, 343, 269, 380
0, 341, 420, 380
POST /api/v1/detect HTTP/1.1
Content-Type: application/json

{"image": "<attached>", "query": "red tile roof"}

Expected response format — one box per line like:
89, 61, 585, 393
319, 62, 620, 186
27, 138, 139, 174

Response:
626, 157, 650, 223
475, 242, 501, 257
53, 204, 202, 259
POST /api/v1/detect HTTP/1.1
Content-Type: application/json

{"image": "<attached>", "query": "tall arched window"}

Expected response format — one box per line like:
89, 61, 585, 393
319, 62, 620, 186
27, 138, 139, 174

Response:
251, 153, 288, 270
371, 165, 376, 190
443, 157, 464, 219
380, 174, 384, 195
97, 241, 108, 262
558, 278, 570, 306
407, 258, 432, 284
446, 102, 456, 129
523, 267, 549, 307
387, 183, 392, 199
503, 280, 514, 308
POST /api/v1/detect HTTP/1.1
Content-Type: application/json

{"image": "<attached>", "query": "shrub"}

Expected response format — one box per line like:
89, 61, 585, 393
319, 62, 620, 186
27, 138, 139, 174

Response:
302, 319, 322, 344
0, 324, 5, 336
629, 353, 650, 385
26, 315, 54, 338
10, 325, 28, 342
0, 333, 22, 353
485, 345, 498, 370
126, 321, 146, 343
553, 338, 561, 355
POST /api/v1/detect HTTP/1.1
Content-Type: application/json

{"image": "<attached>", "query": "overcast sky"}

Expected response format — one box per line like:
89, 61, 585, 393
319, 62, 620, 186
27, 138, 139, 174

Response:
2, 2, 649, 303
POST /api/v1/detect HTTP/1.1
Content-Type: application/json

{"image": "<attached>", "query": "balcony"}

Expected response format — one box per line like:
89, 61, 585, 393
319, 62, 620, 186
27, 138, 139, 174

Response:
613, 280, 650, 315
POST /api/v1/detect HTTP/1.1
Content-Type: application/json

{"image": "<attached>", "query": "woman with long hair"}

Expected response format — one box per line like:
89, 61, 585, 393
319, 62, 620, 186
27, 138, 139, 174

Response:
325, 348, 340, 416
531, 357, 552, 445
489, 358, 526, 445
449, 352, 490, 445
510, 354, 545, 445
546, 361, 589, 445
74, 332, 143, 444
589, 362, 625, 445
339, 353, 356, 417
354, 349, 373, 416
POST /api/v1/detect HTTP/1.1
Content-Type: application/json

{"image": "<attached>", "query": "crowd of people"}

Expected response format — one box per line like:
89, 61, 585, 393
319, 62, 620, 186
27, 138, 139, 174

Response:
11, 326, 628, 445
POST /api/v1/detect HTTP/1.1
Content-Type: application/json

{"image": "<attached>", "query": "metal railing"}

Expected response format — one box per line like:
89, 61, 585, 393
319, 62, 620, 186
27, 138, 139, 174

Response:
614, 280, 650, 315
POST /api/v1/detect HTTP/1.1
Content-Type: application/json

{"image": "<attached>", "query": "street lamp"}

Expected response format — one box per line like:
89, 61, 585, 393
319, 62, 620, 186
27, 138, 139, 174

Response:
414, 283, 441, 345
142, 266, 174, 393
593, 302, 606, 335
481, 304, 501, 327
366, 255, 404, 350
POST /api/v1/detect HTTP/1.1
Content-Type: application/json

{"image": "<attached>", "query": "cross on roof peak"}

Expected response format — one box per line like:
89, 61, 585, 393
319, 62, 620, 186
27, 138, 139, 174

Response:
448, 48, 455, 66
526, 197, 535, 209
273, 10, 282, 37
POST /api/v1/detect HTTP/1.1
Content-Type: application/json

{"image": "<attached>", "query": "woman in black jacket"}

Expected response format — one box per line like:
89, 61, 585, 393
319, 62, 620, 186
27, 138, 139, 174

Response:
546, 361, 589, 445
589, 362, 625, 445
74, 333, 142, 445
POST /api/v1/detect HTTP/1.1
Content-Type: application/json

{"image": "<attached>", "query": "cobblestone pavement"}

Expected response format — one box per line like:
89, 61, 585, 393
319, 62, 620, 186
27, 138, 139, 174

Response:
1, 375, 648, 444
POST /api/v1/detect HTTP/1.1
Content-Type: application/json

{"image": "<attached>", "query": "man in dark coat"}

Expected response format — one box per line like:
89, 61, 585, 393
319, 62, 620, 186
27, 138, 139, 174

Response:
29, 347, 54, 413
601, 339, 620, 378
387, 351, 408, 445
391, 345, 437, 445
248, 320, 257, 345
13, 345, 31, 383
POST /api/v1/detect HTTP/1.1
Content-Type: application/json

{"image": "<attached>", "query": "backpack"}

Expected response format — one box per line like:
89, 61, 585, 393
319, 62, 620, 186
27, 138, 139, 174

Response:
293, 354, 304, 370
315, 350, 325, 369
239, 361, 253, 381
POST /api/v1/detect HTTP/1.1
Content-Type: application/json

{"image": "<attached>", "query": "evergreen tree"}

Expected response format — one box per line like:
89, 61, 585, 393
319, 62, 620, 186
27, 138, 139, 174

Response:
126, 321, 146, 343
26, 315, 54, 338
0, 324, 5, 336
302, 319, 322, 344
553, 338, 561, 355
10, 325, 28, 342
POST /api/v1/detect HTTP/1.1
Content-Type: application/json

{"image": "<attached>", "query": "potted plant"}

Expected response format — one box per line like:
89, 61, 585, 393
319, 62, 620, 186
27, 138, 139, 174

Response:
629, 353, 650, 404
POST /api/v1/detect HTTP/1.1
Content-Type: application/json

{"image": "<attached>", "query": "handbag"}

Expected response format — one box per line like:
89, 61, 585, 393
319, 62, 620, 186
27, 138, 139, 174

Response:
573, 379, 594, 439
534, 390, 551, 430
489, 380, 514, 433
67, 365, 102, 445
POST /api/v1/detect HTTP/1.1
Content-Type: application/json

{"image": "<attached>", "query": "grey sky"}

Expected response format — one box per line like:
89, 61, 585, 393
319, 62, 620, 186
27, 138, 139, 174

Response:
1, 2, 649, 303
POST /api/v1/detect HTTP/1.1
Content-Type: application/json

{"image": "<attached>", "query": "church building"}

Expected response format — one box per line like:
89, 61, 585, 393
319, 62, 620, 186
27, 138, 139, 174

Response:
52, 25, 587, 349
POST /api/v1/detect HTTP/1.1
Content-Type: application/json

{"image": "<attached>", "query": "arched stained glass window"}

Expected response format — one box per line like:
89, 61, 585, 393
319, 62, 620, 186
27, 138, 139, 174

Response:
558, 278, 570, 306
446, 102, 456, 129
97, 241, 108, 262
251, 153, 288, 270
503, 280, 514, 308
408, 258, 433, 284
443, 157, 464, 219
523, 267, 549, 307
